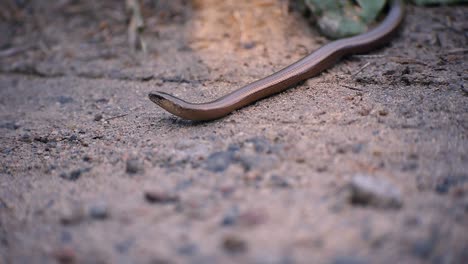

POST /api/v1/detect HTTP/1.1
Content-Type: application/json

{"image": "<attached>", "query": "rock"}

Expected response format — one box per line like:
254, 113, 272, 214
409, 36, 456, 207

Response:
57, 96, 74, 104
349, 175, 403, 209
19, 134, 32, 143
205, 151, 234, 172
126, 159, 143, 175
115, 238, 134, 254
82, 155, 92, 162
89, 202, 109, 220
68, 134, 78, 142
60, 204, 85, 225
0, 23, 13, 49
53, 246, 76, 264
60, 230, 73, 243
434, 175, 466, 195
34, 136, 49, 143
242, 41, 256, 49
219, 185, 236, 197
60, 168, 90, 181
412, 239, 435, 259
0, 121, 20, 130
237, 209, 267, 227
246, 137, 272, 153
150, 257, 174, 264
269, 175, 290, 188
177, 243, 198, 256
221, 206, 239, 226
332, 256, 368, 264
93, 114, 103, 121
144, 190, 179, 204
222, 235, 247, 254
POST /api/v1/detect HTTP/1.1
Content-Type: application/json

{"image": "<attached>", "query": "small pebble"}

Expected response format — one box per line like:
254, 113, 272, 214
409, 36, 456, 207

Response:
270, 175, 290, 188
349, 174, 403, 209
60, 205, 85, 225
150, 257, 174, 264
237, 209, 267, 227
205, 151, 234, 172
242, 41, 256, 49
332, 255, 368, 264
177, 243, 198, 256
34, 136, 49, 143
19, 134, 32, 143
57, 96, 74, 104
60, 168, 90, 181
126, 159, 143, 174
94, 114, 103, 121
0, 121, 20, 130
246, 137, 272, 153
115, 238, 134, 254
144, 190, 179, 204
53, 246, 76, 264
60, 230, 73, 243
412, 238, 435, 259
89, 202, 109, 220
82, 155, 92, 162
222, 235, 247, 254
221, 206, 239, 226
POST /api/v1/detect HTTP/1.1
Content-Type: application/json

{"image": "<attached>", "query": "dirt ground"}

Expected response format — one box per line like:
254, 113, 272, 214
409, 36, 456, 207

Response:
0, 0, 467, 263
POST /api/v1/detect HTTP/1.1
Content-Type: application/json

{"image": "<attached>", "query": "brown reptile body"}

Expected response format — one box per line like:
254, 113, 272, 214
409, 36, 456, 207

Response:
149, 0, 405, 121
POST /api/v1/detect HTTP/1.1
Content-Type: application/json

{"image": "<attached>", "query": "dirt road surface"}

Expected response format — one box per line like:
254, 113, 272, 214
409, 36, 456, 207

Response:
1, 1, 467, 263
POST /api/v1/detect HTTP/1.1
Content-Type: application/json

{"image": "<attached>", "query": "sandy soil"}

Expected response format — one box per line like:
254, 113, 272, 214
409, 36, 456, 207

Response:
0, 0, 467, 263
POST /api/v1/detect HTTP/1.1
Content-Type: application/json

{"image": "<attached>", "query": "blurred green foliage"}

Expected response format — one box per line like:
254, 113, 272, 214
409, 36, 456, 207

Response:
301, 0, 467, 39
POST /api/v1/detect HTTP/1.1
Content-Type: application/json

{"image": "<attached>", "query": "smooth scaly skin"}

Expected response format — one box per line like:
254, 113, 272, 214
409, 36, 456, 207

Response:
149, 0, 404, 121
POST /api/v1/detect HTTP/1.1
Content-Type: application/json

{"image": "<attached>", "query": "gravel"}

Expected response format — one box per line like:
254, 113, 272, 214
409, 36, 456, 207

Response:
126, 159, 144, 175
349, 174, 403, 209
144, 190, 180, 204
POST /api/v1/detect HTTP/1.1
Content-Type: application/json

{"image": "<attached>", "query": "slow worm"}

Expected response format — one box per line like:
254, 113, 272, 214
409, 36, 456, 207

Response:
149, 0, 404, 121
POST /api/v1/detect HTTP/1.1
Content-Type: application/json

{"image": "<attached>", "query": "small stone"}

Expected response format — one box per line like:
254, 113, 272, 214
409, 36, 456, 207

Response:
219, 185, 236, 197
53, 246, 76, 264
150, 257, 174, 264
0, 121, 20, 130
60, 205, 85, 225
332, 255, 368, 264
60, 168, 90, 181
0, 23, 13, 49
412, 238, 435, 259
19, 134, 32, 143
89, 202, 109, 220
126, 159, 143, 174
237, 209, 267, 227
205, 151, 234, 172
68, 134, 78, 141
434, 176, 462, 195
222, 235, 247, 254
269, 175, 290, 188
246, 137, 272, 153
34, 136, 49, 143
60, 231, 73, 243
177, 243, 198, 256
378, 110, 388, 116
460, 82, 468, 94
242, 41, 256, 49
115, 238, 134, 253
221, 206, 239, 226
144, 190, 179, 204
349, 175, 402, 209
93, 114, 103, 121
57, 96, 74, 104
